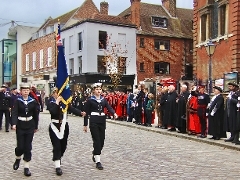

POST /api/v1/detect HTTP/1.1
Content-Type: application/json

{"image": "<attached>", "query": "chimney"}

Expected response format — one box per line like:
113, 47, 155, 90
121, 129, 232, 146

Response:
100, 1, 109, 15
130, 0, 141, 27
162, 0, 176, 17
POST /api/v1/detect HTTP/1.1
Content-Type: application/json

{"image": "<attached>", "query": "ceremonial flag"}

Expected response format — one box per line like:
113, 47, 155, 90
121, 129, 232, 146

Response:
56, 22, 72, 112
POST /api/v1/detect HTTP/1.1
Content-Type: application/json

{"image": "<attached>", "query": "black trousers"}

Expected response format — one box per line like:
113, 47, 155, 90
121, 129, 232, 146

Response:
0, 109, 10, 130
49, 123, 69, 161
90, 122, 106, 155
15, 128, 35, 162
199, 115, 207, 135
135, 106, 142, 123
146, 110, 152, 125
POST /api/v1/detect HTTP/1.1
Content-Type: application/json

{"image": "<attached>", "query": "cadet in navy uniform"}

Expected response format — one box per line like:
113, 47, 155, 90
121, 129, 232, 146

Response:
197, 85, 210, 138
12, 83, 39, 177
0, 84, 12, 132
47, 88, 85, 176
83, 83, 117, 170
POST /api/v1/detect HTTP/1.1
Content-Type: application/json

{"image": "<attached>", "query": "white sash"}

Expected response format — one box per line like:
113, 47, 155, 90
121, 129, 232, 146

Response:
50, 112, 67, 139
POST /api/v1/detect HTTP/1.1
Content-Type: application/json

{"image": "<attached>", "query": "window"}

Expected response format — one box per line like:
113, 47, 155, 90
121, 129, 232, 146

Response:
39, 49, 43, 69
78, 56, 82, 74
98, 56, 106, 74
140, 62, 144, 71
62, 38, 65, 54
154, 62, 170, 74
32, 52, 36, 70
69, 58, 74, 75
118, 33, 126, 50
210, 1, 218, 39
151, 17, 168, 28
47, 47, 52, 67
69, 35, 73, 54
154, 40, 170, 50
219, 4, 226, 36
78, 32, 83, 51
99, 31, 107, 49
140, 38, 145, 48
118, 57, 126, 75
201, 14, 207, 42
25, 54, 29, 71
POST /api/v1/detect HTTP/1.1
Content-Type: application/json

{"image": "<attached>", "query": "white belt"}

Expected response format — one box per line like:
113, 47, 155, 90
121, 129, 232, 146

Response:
18, 116, 33, 121
91, 112, 105, 116
51, 119, 62, 123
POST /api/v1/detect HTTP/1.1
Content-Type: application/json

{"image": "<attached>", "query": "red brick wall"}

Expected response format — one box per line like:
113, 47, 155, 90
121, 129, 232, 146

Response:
136, 35, 193, 82
21, 33, 57, 75
130, 0, 141, 28
193, 0, 240, 81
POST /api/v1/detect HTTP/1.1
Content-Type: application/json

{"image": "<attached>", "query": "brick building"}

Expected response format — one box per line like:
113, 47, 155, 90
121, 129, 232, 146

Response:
193, 0, 240, 90
22, 0, 137, 95
119, 0, 193, 83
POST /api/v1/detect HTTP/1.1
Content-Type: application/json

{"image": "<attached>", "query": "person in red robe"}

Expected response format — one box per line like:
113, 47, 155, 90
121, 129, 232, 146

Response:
187, 87, 201, 135
115, 92, 124, 120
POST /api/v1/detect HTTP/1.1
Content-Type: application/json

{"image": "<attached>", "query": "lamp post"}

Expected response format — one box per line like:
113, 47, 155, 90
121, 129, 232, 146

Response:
205, 40, 216, 95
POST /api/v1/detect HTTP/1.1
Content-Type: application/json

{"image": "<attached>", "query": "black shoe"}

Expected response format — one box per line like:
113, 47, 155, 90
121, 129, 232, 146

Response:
5, 129, 9, 132
214, 137, 220, 140
56, 168, 63, 176
24, 168, 31, 176
224, 138, 234, 142
96, 162, 103, 170
155, 125, 161, 128
167, 128, 176, 132
209, 136, 216, 139
92, 155, 95, 162
13, 159, 21, 170
198, 134, 207, 138
160, 126, 167, 129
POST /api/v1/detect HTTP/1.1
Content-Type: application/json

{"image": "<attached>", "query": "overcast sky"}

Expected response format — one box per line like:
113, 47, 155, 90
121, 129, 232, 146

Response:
0, 0, 193, 40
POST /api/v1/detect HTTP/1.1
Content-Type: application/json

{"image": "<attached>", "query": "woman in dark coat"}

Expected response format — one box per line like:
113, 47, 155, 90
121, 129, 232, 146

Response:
208, 86, 226, 140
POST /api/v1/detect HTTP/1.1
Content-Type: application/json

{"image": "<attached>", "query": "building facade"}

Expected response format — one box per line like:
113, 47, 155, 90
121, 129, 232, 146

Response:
119, 0, 193, 83
193, 0, 240, 89
21, 0, 136, 94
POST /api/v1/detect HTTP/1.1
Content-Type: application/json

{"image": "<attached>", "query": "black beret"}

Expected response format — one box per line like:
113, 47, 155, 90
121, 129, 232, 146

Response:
213, 86, 223, 93
156, 83, 163, 86
228, 82, 239, 88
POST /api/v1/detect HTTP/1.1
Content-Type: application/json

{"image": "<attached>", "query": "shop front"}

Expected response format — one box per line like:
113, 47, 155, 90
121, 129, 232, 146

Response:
69, 73, 135, 92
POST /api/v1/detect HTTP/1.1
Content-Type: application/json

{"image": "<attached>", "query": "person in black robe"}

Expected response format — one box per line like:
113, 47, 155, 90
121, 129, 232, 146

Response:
233, 90, 240, 145
160, 86, 168, 129
208, 86, 226, 140
224, 82, 239, 142
163, 85, 178, 131
176, 84, 190, 133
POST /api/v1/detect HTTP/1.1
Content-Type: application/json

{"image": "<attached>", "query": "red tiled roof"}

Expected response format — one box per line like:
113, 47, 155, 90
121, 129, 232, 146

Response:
119, 2, 193, 39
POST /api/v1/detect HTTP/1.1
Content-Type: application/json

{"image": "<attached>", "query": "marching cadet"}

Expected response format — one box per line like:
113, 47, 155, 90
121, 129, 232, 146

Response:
47, 87, 85, 176
0, 84, 11, 132
83, 83, 117, 170
197, 85, 210, 138
224, 82, 239, 142
12, 83, 39, 177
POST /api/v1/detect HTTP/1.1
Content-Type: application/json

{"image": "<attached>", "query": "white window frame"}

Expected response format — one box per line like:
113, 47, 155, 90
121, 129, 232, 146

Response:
47, 47, 52, 67
40, 49, 44, 69
32, 52, 36, 70
25, 54, 29, 71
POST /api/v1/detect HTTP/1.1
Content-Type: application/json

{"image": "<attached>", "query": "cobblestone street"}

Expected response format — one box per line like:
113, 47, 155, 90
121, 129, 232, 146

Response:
0, 113, 240, 180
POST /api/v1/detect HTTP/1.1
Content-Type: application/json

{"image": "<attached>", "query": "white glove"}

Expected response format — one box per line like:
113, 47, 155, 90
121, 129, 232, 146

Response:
238, 97, 240, 101
210, 112, 214, 116
206, 113, 208, 116
237, 103, 240, 108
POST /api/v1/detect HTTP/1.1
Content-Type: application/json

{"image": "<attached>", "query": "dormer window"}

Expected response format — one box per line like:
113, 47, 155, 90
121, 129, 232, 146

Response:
152, 16, 168, 28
